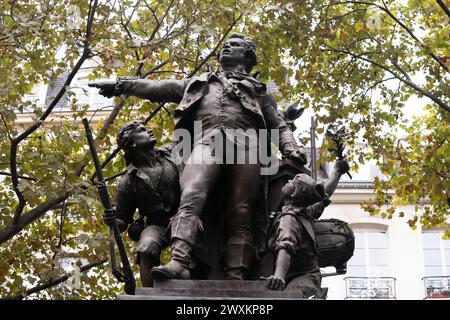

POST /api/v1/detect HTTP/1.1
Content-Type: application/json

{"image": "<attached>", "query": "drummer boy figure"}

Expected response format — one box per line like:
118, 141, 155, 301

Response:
265, 158, 350, 297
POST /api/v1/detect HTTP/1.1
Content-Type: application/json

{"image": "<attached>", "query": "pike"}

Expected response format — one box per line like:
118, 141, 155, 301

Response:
310, 116, 317, 180
82, 118, 136, 295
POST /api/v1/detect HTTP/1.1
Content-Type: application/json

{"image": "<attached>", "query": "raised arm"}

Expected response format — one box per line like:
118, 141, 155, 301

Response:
89, 78, 188, 104
324, 158, 350, 197
305, 158, 350, 220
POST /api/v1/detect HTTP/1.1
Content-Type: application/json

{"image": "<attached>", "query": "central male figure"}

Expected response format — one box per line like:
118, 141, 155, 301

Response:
90, 33, 305, 280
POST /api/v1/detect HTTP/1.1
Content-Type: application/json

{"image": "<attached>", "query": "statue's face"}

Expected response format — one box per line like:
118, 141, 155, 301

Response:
282, 175, 320, 207
130, 123, 156, 149
219, 37, 247, 68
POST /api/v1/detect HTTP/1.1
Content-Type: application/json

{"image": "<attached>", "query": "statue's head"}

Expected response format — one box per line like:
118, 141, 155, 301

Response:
282, 173, 326, 207
217, 33, 257, 73
117, 121, 156, 164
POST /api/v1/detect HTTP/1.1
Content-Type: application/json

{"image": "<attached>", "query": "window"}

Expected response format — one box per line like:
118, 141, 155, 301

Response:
422, 231, 450, 298
70, 79, 114, 110
42, 69, 114, 112
345, 229, 395, 299
422, 231, 450, 276
347, 230, 389, 277
23, 83, 47, 110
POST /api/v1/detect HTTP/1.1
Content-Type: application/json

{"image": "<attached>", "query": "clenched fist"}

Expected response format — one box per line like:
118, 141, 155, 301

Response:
288, 149, 307, 166
103, 208, 117, 225
335, 157, 350, 175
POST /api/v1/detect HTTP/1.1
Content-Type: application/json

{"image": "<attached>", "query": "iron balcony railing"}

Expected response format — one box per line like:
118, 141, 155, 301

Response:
344, 277, 396, 299
423, 276, 450, 299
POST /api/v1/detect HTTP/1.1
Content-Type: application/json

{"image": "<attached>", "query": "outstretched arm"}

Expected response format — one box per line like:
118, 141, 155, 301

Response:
324, 158, 350, 197
89, 78, 187, 103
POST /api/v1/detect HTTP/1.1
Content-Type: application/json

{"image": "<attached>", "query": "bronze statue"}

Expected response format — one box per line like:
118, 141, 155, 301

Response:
90, 33, 306, 281
266, 158, 350, 297
103, 121, 180, 287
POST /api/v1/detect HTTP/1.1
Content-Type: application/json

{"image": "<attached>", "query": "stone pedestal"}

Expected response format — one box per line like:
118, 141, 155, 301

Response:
117, 161, 327, 301
117, 280, 314, 300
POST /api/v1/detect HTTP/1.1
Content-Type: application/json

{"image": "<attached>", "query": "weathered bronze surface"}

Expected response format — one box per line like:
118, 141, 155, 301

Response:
103, 121, 180, 287
90, 34, 354, 297
263, 158, 351, 296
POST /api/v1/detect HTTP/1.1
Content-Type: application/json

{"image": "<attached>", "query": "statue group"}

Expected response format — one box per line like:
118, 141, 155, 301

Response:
89, 33, 354, 298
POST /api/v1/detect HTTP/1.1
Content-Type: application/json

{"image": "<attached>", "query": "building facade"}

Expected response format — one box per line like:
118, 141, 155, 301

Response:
321, 179, 450, 300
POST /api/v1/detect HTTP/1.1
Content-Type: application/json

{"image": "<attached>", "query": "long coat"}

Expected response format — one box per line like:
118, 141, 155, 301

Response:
123, 71, 298, 276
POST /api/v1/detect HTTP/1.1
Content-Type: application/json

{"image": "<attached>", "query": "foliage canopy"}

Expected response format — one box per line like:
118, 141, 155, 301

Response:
0, 0, 449, 299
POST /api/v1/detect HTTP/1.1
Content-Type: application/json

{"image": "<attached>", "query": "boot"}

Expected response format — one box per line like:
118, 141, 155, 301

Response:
226, 267, 248, 280
151, 238, 192, 280
224, 242, 255, 280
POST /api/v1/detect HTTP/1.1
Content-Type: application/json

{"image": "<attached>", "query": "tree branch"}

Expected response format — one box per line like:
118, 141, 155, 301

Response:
142, 59, 171, 78
0, 194, 69, 244
380, 0, 449, 73
75, 98, 126, 177
389, 58, 412, 82
119, 1, 141, 63
8, 0, 99, 223
0, 48, 154, 245
320, 0, 449, 73
0, 112, 12, 141
351, 76, 397, 102
322, 8, 369, 22
143, 0, 160, 25
330, 0, 449, 73
3, 259, 107, 300
0, 7, 244, 244
121, 21, 141, 62
187, 12, 243, 78
149, 0, 175, 42
0, 172, 36, 181
324, 44, 450, 113
85, 0, 98, 41
436, 0, 450, 19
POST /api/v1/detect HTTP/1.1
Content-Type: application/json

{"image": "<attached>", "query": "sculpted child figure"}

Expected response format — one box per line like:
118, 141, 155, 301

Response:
266, 158, 349, 297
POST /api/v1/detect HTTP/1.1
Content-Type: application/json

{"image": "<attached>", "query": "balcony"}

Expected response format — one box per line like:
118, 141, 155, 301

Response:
423, 276, 450, 299
345, 277, 396, 299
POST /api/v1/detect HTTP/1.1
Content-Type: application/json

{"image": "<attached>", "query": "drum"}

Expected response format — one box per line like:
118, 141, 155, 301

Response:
313, 219, 355, 271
